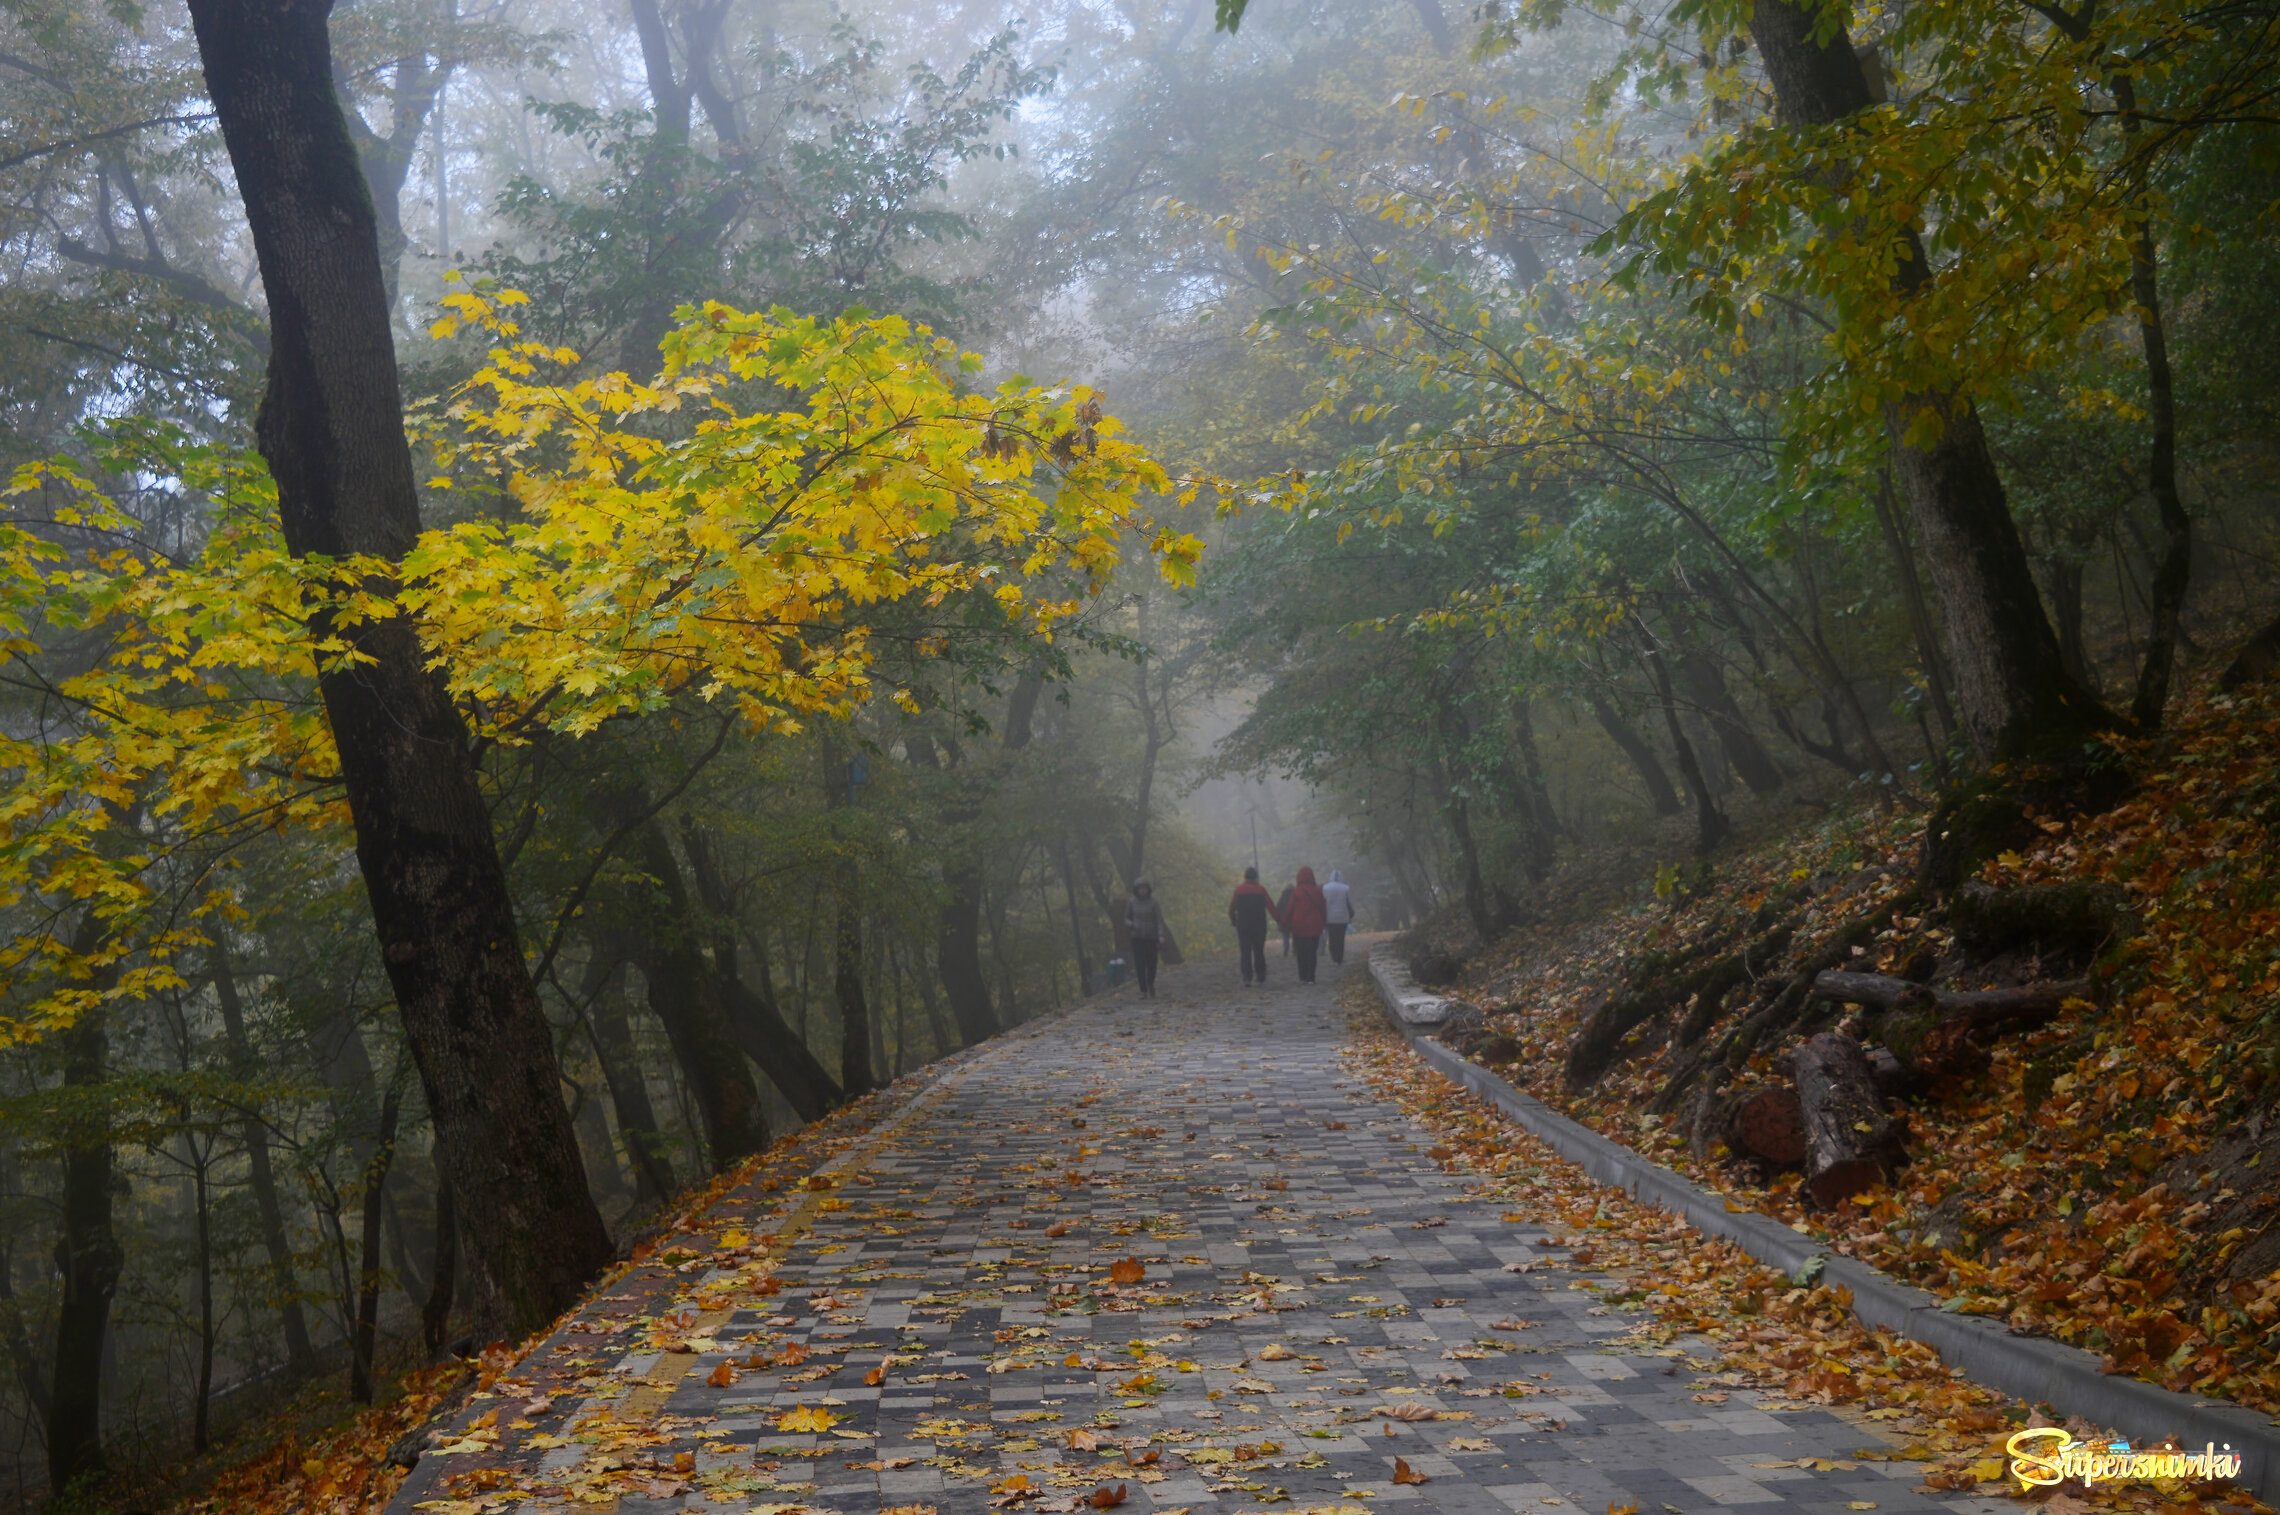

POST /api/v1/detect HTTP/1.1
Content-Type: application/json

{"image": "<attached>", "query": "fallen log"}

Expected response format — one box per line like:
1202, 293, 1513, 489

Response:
1809, 970, 2091, 1077
1723, 1087, 1807, 1165
1808, 970, 2092, 1018
1793, 1031, 1909, 1206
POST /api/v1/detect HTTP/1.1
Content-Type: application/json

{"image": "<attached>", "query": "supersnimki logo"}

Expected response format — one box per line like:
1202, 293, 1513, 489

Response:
2005, 1428, 2244, 1489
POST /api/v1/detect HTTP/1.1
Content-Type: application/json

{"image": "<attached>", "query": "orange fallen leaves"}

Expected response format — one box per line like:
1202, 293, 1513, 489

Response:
1392, 1457, 1429, 1485
1363, 679, 2280, 1419
864, 1363, 887, 1386
1087, 1483, 1130, 1508
706, 1360, 736, 1387
1108, 1257, 1145, 1285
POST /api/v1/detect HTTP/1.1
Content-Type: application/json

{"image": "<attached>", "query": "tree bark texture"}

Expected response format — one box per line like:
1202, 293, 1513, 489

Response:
47, 1005, 122, 1490
1792, 1031, 1909, 1205
1748, 0, 2108, 764
183, 0, 612, 1335
422, 1169, 456, 1357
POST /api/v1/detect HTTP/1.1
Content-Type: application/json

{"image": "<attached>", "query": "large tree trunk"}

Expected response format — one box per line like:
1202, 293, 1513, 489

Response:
211, 943, 317, 1376
183, 0, 611, 1335
47, 1004, 122, 1490
1748, 0, 2109, 765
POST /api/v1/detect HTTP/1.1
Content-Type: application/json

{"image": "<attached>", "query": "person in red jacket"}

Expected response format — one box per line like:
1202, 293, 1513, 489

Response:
1227, 866, 1280, 986
1284, 866, 1330, 983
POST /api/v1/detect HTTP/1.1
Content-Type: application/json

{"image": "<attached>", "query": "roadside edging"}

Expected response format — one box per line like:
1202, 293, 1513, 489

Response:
1365, 945, 2280, 1504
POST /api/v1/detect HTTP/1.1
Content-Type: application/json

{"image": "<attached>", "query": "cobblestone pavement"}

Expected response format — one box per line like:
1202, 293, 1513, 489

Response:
395, 947, 2011, 1515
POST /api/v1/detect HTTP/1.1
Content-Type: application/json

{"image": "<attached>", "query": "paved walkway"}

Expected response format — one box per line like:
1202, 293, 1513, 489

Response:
395, 949, 2009, 1515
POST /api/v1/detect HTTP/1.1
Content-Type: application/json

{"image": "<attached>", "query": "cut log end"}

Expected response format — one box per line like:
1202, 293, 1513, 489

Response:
1727, 1087, 1808, 1166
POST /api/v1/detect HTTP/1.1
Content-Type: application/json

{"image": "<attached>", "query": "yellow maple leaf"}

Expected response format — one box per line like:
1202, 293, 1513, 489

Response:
777, 1405, 839, 1433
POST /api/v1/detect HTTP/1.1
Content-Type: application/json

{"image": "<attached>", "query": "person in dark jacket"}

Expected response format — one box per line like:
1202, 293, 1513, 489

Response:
1284, 866, 1329, 982
1276, 882, 1296, 956
1228, 866, 1280, 986
1124, 879, 1165, 996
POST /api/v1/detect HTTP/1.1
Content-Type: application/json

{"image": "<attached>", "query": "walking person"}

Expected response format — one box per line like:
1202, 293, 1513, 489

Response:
1285, 866, 1329, 983
1322, 869, 1354, 965
1125, 879, 1166, 997
1228, 866, 1280, 986
1276, 881, 1296, 957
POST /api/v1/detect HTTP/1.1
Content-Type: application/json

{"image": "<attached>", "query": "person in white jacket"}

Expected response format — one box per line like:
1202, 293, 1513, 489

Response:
1322, 870, 1355, 964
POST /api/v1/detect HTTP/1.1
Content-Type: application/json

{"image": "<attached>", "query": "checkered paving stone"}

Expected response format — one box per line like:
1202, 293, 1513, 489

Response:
394, 947, 2017, 1515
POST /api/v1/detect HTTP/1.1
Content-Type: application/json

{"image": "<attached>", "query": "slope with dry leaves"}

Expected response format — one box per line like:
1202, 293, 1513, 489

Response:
1422, 680, 2280, 1412
1342, 991, 2266, 1515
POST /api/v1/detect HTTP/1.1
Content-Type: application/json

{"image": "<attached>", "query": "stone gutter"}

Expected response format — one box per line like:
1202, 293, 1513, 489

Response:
1367, 944, 2280, 1504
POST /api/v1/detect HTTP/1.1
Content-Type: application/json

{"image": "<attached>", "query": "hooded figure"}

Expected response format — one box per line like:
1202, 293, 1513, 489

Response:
1285, 866, 1329, 982
1321, 869, 1355, 965
1125, 879, 1165, 996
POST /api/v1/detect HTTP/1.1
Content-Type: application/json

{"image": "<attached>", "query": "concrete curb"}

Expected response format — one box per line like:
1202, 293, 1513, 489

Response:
1366, 945, 2280, 1503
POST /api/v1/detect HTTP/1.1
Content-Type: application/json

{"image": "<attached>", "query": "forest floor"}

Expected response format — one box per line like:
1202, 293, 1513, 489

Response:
173, 950, 2087, 1515
1413, 677, 2280, 1429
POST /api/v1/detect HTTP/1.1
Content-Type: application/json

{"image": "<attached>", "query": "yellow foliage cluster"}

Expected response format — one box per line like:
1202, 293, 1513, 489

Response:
0, 290, 1192, 1042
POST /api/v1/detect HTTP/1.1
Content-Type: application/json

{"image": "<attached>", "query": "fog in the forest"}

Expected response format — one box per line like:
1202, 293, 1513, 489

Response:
1, 0, 2273, 1500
